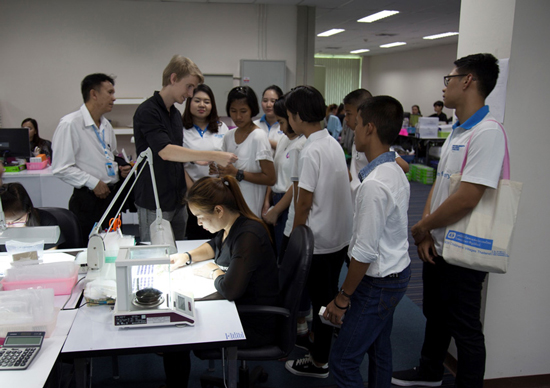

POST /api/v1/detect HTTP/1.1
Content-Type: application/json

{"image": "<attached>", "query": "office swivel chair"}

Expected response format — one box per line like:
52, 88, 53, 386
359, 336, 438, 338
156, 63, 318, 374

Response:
39, 207, 84, 249
195, 225, 314, 388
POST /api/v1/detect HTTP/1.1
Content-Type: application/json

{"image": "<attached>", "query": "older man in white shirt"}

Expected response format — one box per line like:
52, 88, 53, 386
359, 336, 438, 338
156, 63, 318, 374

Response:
52, 73, 131, 239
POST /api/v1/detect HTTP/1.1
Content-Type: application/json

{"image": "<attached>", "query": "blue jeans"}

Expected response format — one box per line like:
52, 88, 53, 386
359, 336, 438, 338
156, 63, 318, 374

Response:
330, 265, 411, 388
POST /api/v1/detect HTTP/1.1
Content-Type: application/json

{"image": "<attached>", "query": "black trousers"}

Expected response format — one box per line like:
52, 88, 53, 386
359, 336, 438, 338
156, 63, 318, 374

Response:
68, 185, 120, 239
163, 351, 191, 388
307, 246, 347, 364
420, 257, 487, 388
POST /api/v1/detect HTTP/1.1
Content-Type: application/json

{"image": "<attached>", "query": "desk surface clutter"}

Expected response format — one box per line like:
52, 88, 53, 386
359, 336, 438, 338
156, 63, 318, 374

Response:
0, 240, 245, 388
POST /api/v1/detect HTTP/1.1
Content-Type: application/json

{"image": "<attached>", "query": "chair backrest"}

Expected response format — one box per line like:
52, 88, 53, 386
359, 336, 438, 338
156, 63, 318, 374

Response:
277, 225, 314, 355
38, 207, 84, 249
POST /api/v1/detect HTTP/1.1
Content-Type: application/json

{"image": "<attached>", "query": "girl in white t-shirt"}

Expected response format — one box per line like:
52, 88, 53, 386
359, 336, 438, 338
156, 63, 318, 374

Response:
253, 85, 285, 151
182, 84, 229, 238
212, 86, 275, 218
262, 96, 306, 255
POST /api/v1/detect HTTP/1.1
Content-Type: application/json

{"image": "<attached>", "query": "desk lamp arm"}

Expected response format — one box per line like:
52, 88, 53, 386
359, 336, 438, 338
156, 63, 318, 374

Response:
90, 148, 159, 236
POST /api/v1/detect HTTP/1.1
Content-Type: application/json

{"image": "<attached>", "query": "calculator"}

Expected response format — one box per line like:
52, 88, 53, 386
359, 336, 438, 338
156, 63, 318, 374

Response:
0, 332, 45, 371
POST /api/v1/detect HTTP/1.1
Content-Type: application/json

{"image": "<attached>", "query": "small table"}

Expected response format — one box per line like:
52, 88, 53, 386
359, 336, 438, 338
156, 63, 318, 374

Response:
61, 300, 244, 388
61, 239, 245, 388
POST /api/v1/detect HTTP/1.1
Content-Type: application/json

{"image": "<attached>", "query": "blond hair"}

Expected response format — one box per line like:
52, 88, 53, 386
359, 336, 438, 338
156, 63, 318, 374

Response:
162, 55, 204, 87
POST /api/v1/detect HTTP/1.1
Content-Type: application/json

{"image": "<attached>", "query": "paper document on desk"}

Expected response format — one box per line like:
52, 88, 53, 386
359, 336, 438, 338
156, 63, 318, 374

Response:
171, 260, 217, 299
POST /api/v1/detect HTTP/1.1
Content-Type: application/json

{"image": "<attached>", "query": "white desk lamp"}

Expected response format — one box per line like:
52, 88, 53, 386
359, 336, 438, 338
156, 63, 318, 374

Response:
87, 148, 177, 271
0, 199, 61, 244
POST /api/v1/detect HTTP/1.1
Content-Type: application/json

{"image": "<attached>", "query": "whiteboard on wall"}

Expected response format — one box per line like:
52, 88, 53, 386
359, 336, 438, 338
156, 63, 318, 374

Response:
203, 74, 234, 117
240, 60, 286, 115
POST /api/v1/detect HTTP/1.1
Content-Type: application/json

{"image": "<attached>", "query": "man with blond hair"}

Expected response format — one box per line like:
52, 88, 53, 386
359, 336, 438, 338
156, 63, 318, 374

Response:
133, 55, 236, 242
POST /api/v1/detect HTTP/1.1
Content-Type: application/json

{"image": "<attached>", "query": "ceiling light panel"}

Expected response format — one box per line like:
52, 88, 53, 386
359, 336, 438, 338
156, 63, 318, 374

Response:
358, 10, 399, 23
423, 32, 459, 40
317, 28, 345, 37
380, 42, 407, 48
350, 49, 370, 54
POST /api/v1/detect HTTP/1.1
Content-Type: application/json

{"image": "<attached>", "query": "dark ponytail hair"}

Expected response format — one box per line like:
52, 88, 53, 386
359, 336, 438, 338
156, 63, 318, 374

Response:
273, 96, 295, 135
186, 176, 270, 236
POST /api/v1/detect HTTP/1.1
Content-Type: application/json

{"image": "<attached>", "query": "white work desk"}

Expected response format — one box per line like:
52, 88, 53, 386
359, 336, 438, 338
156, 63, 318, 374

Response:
2, 167, 73, 208
62, 300, 244, 388
60, 239, 245, 388
1, 249, 86, 388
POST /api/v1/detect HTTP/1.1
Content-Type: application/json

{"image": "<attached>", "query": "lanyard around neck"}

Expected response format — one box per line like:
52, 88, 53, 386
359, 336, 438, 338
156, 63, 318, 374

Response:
92, 124, 111, 160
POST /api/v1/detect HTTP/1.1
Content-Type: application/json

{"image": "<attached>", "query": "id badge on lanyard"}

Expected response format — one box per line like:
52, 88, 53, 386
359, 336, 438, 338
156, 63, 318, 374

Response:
94, 126, 116, 176
105, 162, 115, 176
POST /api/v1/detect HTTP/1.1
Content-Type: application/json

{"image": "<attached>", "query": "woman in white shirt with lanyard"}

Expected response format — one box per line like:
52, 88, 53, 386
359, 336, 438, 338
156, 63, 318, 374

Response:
253, 85, 284, 151
212, 86, 276, 218
262, 96, 306, 255
182, 84, 229, 239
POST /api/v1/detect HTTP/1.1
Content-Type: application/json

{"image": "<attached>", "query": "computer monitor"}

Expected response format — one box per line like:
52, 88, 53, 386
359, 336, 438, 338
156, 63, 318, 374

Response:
0, 128, 31, 159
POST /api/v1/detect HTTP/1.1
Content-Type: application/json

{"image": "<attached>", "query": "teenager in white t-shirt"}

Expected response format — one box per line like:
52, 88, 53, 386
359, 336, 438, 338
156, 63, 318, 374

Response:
253, 85, 285, 151
284, 86, 353, 379
182, 84, 229, 239
213, 86, 275, 218
261, 96, 306, 255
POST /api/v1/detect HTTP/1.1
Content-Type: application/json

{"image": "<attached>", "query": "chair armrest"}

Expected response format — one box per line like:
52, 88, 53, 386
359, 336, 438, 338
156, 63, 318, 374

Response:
237, 305, 290, 318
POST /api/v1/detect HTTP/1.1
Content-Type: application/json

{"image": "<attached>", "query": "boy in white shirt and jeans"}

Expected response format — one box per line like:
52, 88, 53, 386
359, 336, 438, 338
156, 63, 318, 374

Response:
284, 86, 354, 378
324, 96, 411, 388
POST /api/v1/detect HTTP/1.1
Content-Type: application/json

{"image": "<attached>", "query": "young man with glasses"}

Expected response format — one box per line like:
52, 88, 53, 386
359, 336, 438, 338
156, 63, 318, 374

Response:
392, 53, 505, 388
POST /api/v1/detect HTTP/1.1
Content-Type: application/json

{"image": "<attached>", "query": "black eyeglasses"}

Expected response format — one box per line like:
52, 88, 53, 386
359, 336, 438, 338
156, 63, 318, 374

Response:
443, 74, 469, 87
234, 86, 247, 94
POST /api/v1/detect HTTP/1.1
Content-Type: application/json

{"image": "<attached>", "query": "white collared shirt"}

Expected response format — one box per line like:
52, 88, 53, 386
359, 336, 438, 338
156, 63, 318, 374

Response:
183, 122, 229, 182
349, 143, 369, 203
350, 161, 410, 277
297, 129, 353, 254
52, 104, 119, 189
350, 143, 402, 204
254, 118, 284, 152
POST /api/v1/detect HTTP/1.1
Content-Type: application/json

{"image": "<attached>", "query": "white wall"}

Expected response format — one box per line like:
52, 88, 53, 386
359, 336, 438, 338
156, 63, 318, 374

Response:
0, 0, 297, 143
457, 0, 516, 59
477, 0, 550, 380
361, 43, 458, 119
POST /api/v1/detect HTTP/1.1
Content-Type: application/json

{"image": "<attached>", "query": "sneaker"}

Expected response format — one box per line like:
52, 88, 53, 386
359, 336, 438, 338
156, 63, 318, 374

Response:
295, 334, 313, 351
285, 355, 329, 378
297, 321, 308, 336
391, 367, 442, 387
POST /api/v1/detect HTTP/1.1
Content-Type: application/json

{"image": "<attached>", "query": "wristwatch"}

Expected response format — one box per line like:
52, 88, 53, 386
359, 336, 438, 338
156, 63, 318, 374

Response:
236, 169, 245, 182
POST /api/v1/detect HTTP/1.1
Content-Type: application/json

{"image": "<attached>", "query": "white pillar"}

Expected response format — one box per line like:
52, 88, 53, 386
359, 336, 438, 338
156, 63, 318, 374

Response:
458, 0, 550, 380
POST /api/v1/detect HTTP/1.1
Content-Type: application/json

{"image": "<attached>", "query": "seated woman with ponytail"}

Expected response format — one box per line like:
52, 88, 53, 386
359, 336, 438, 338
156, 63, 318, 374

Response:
164, 175, 279, 388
